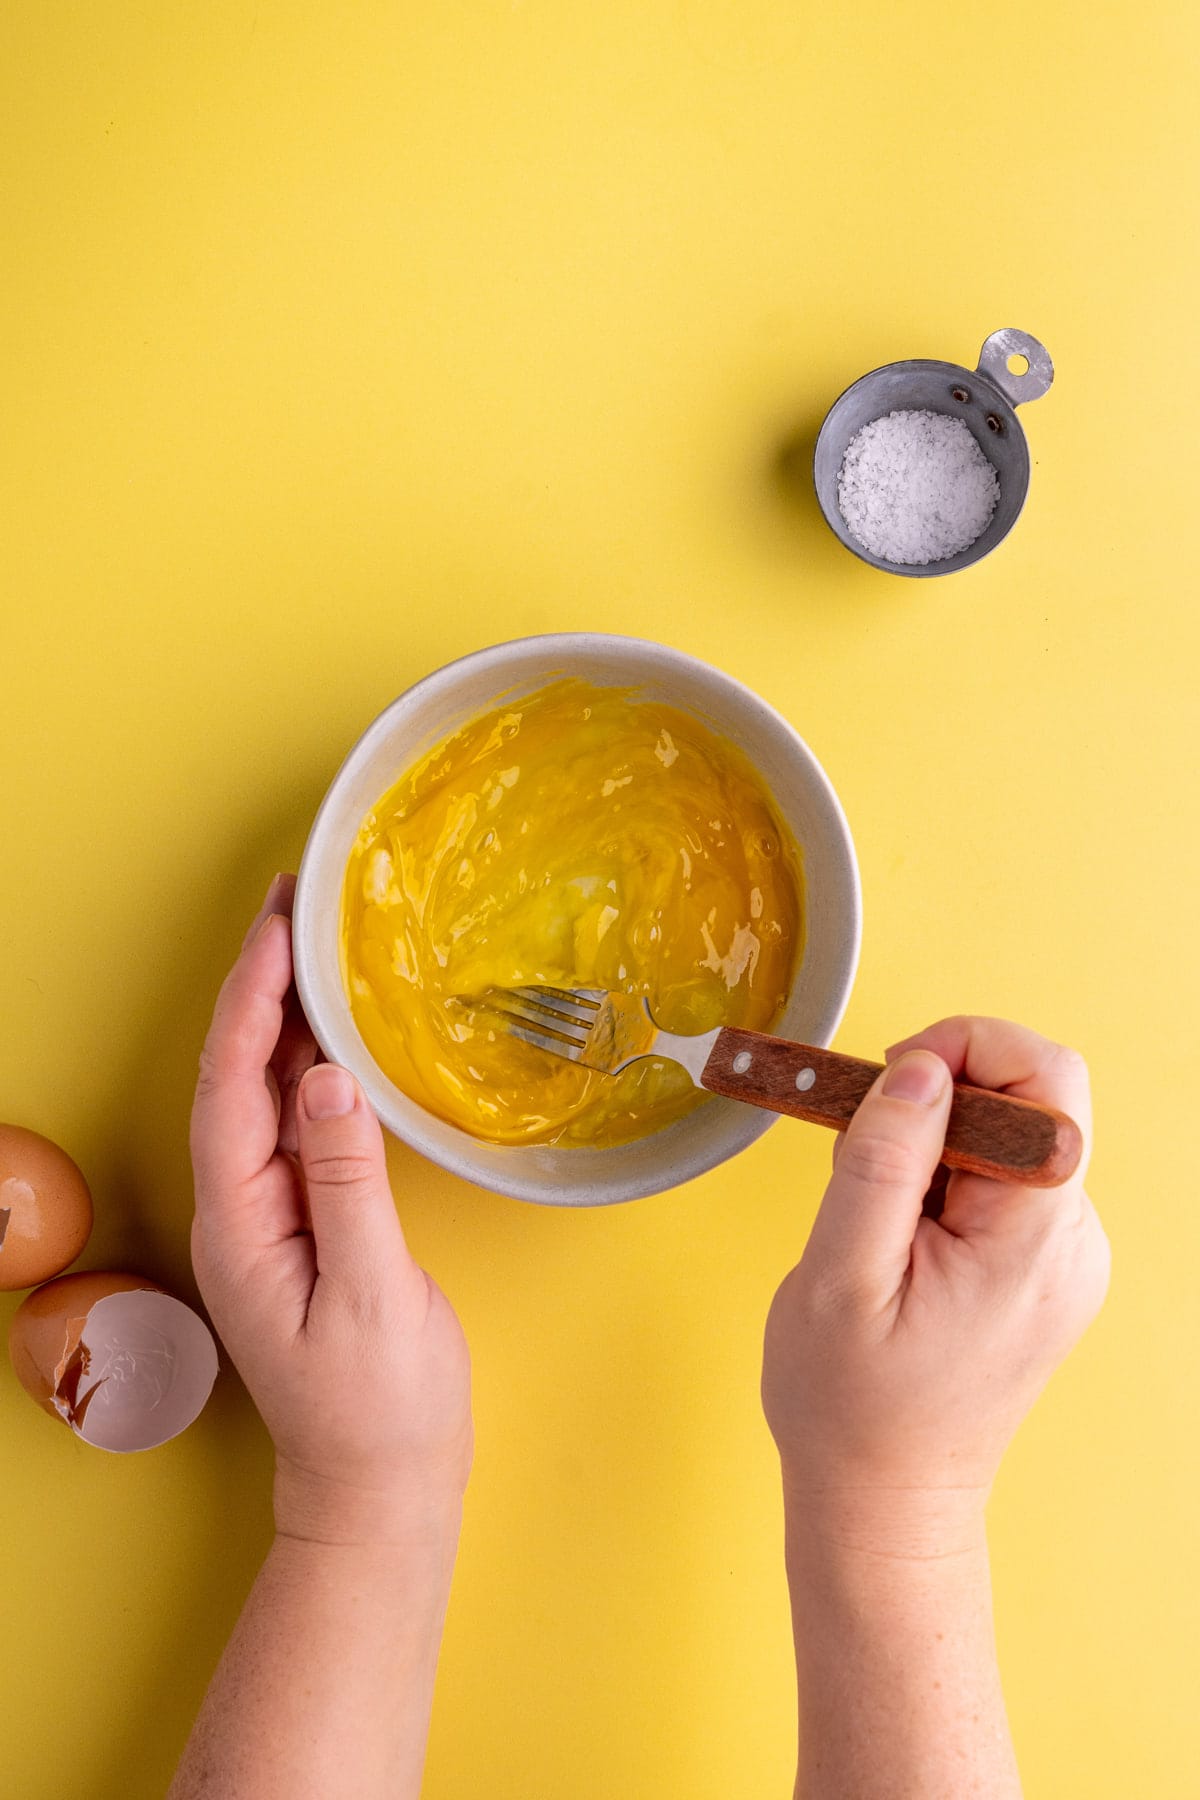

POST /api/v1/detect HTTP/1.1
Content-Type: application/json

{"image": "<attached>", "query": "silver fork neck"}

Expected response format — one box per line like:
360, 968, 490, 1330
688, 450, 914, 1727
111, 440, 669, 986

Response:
645, 1024, 721, 1082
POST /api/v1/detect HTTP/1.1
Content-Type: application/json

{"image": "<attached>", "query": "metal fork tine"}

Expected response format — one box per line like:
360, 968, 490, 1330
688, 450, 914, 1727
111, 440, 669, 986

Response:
499, 1019, 589, 1064
456, 984, 667, 1078
484, 991, 591, 1047
510, 993, 600, 1022
510, 987, 598, 1027
458, 984, 618, 1070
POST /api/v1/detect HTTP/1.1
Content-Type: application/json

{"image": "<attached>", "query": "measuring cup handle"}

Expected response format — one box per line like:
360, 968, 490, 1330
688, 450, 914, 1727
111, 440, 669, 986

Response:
977, 328, 1054, 406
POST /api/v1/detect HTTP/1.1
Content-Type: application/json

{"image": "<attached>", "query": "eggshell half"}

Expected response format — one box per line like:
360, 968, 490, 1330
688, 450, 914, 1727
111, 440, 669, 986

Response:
8, 1270, 219, 1452
0, 1124, 94, 1291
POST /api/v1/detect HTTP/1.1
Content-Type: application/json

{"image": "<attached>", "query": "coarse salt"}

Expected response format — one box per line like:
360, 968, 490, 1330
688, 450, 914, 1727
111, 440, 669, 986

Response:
837, 409, 1000, 566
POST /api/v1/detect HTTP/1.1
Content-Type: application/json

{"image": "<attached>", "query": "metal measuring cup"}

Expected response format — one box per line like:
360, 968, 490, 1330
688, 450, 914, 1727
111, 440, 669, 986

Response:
813, 328, 1054, 577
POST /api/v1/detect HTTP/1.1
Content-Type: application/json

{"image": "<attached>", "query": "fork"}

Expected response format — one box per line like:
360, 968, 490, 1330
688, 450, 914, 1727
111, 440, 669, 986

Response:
478, 986, 1083, 1187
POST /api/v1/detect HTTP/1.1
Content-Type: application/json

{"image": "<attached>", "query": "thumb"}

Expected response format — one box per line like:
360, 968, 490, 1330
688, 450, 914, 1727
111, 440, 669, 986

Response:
296, 1064, 413, 1292
805, 1050, 953, 1296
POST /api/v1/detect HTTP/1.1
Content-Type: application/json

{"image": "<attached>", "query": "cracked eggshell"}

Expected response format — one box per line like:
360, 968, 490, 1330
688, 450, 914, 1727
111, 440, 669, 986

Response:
0, 1124, 94, 1291
8, 1270, 219, 1452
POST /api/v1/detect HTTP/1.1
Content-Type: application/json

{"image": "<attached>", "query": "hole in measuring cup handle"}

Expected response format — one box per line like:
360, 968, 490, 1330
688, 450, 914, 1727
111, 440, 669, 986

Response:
977, 329, 1054, 408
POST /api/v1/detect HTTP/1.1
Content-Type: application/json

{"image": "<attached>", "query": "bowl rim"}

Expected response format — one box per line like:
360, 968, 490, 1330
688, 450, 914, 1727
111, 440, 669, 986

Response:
294, 631, 862, 1204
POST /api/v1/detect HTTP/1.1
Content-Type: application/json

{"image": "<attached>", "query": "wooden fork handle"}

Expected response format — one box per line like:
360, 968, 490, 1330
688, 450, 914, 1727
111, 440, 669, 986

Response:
700, 1028, 1082, 1188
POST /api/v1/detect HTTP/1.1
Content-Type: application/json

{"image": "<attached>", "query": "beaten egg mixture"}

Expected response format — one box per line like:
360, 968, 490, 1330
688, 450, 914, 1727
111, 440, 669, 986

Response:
340, 680, 803, 1147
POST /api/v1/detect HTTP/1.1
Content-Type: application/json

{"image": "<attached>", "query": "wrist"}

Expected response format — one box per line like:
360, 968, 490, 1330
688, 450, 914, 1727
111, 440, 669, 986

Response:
783, 1483, 993, 1646
273, 1455, 466, 1553
780, 1473, 1016, 1800
781, 1470, 991, 1566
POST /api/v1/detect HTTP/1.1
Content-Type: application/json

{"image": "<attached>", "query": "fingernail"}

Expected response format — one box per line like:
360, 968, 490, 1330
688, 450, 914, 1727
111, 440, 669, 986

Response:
254, 912, 282, 943
301, 1064, 356, 1119
263, 871, 288, 912
882, 1049, 948, 1106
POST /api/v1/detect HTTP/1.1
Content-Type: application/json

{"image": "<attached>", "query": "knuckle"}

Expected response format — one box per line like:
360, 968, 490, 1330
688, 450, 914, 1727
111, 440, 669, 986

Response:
1026, 1206, 1111, 1324
222, 1013, 263, 1065
802, 1261, 865, 1321
1082, 1214, 1112, 1309
195, 1045, 223, 1097
836, 1127, 927, 1193
301, 1148, 378, 1190
1048, 1041, 1089, 1082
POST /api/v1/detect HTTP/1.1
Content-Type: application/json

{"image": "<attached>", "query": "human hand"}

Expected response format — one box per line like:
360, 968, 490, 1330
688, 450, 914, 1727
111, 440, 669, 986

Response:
190, 874, 472, 1547
761, 1017, 1109, 1555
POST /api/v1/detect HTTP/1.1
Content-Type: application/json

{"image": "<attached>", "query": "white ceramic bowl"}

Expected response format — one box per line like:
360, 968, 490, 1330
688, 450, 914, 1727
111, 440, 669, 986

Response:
293, 634, 861, 1205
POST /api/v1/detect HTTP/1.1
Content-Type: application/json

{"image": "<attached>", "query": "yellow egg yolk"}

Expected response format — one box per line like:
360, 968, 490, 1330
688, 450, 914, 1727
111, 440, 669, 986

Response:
340, 680, 804, 1147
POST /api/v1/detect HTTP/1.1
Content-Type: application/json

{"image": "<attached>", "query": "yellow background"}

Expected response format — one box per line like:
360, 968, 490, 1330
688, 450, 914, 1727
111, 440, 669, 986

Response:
2, 3, 1196, 1794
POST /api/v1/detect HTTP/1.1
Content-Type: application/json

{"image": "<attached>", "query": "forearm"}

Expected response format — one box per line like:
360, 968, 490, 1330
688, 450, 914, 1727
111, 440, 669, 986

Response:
169, 1505, 461, 1800
783, 1494, 1020, 1800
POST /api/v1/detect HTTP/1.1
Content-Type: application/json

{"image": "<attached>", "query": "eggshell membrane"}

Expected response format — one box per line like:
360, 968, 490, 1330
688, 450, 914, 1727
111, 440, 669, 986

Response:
7, 1270, 219, 1452
0, 1124, 94, 1291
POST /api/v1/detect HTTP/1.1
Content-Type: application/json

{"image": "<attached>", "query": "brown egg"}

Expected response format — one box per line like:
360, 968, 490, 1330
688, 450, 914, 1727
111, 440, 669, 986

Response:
0, 1124, 94, 1291
8, 1269, 219, 1452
